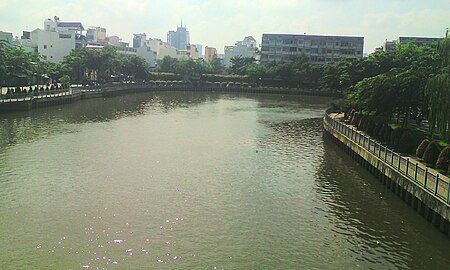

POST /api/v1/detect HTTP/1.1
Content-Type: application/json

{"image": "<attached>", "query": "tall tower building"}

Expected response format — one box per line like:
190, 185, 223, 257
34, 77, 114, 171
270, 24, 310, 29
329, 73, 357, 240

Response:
167, 20, 190, 50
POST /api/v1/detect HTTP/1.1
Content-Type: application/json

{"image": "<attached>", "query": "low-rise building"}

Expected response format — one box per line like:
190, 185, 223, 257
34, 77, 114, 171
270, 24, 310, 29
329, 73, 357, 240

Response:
223, 36, 257, 67
0, 31, 13, 45
19, 16, 84, 63
86, 27, 106, 43
260, 33, 364, 64
146, 38, 188, 60
382, 36, 442, 51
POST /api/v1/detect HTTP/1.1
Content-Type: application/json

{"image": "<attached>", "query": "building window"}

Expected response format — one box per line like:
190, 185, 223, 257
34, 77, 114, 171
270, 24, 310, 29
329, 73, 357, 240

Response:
50, 45, 53, 48
43, 45, 47, 49
50, 56, 53, 58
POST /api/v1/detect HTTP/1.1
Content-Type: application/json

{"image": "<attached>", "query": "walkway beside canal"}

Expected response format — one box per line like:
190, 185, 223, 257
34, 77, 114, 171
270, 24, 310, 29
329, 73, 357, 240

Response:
324, 110, 450, 236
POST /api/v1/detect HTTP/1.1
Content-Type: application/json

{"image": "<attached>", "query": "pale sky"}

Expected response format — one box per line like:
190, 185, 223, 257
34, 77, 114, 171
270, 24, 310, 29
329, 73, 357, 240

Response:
1, 0, 449, 54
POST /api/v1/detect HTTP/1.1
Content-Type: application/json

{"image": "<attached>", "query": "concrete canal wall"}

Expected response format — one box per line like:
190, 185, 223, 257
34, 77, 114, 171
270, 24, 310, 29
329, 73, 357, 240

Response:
323, 111, 450, 236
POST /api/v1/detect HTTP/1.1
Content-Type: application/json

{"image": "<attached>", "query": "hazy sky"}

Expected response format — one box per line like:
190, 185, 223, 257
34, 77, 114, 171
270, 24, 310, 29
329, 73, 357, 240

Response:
1, 0, 449, 54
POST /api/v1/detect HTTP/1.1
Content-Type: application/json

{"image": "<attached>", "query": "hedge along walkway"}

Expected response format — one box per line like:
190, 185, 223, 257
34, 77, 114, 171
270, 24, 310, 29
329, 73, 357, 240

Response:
329, 112, 450, 205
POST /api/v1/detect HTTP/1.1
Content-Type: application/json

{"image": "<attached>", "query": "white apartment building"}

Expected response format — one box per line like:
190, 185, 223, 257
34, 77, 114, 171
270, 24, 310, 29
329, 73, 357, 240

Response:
261, 33, 364, 64
223, 36, 258, 67
19, 16, 84, 63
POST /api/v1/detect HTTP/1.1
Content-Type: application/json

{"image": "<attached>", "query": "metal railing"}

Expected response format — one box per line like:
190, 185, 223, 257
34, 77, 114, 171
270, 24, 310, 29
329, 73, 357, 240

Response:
324, 112, 450, 205
0, 85, 70, 103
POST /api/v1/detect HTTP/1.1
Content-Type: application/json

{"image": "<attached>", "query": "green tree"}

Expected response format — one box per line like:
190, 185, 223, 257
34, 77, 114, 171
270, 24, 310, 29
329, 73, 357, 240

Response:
426, 32, 450, 141
229, 56, 256, 75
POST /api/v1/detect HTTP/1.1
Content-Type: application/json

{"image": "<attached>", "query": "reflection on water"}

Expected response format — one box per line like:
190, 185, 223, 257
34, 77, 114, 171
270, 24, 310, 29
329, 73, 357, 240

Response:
0, 91, 448, 269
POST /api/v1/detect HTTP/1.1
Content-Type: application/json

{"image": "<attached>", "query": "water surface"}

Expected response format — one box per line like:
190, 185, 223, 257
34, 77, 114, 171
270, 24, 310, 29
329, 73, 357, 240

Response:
0, 91, 448, 269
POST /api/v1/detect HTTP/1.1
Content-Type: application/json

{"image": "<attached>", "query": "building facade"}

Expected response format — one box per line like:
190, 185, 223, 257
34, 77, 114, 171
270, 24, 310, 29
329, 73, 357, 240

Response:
194, 44, 203, 58
260, 33, 364, 64
19, 17, 85, 63
167, 22, 190, 50
133, 33, 147, 48
382, 36, 442, 51
86, 27, 106, 43
223, 36, 258, 67
0, 31, 13, 45
146, 38, 188, 60
205, 46, 217, 63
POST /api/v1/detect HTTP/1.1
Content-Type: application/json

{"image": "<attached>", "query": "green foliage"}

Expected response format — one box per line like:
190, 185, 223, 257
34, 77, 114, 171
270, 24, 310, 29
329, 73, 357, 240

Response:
383, 125, 393, 142
425, 34, 450, 141
230, 56, 256, 74
390, 128, 404, 148
0, 43, 42, 86
416, 139, 430, 158
357, 115, 367, 130
62, 45, 134, 84
322, 43, 441, 130
378, 123, 388, 141
423, 140, 441, 166
366, 119, 377, 135
398, 131, 416, 154
436, 146, 450, 170
60, 75, 70, 88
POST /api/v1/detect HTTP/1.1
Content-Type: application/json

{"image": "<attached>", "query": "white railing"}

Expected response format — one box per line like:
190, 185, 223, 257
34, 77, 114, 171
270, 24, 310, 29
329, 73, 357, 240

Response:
324, 112, 450, 205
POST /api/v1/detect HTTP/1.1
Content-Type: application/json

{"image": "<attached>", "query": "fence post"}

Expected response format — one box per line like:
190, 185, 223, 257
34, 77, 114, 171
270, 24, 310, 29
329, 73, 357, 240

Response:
384, 146, 388, 161
406, 158, 409, 177
447, 182, 450, 204
378, 144, 382, 158
435, 174, 439, 195
398, 154, 401, 171
424, 168, 428, 188
414, 163, 418, 181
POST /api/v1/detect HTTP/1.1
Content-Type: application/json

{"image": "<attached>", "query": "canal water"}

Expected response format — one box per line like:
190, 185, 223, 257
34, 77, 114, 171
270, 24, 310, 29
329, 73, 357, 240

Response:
0, 91, 448, 269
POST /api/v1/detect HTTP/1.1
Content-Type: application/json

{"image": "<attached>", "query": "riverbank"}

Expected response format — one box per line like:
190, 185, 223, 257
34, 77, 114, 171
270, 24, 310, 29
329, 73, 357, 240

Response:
0, 82, 338, 113
323, 110, 450, 236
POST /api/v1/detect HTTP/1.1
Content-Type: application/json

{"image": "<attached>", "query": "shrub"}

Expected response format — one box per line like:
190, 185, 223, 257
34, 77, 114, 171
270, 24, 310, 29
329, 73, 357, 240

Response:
357, 115, 367, 130
415, 139, 430, 158
372, 122, 382, 140
383, 126, 393, 143
350, 112, 361, 126
398, 131, 416, 154
436, 146, 450, 170
366, 119, 376, 135
423, 141, 441, 166
378, 124, 388, 141
390, 128, 404, 148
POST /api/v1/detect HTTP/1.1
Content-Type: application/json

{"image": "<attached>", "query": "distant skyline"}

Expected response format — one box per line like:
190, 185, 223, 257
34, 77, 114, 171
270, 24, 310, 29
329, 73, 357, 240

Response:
1, 0, 449, 54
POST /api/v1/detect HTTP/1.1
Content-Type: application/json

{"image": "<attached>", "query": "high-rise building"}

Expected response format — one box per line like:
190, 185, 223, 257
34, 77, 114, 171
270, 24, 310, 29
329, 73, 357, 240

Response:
260, 33, 364, 64
167, 21, 190, 50
223, 36, 258, 67
133, 33, 147, 48
205, 46, 217, 63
